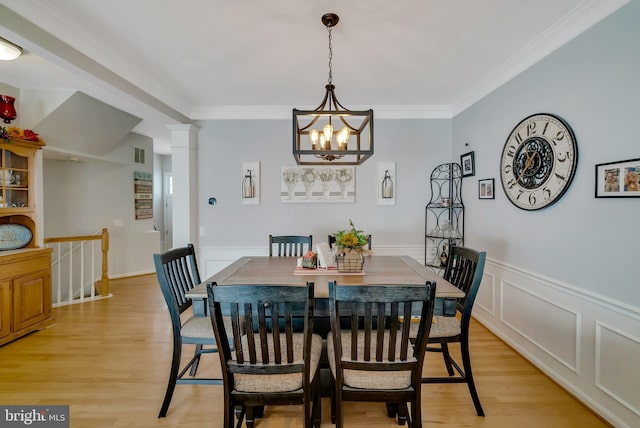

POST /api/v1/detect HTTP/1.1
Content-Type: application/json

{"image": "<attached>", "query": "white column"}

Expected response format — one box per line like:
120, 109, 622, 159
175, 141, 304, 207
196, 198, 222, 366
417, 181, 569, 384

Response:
167, 124, 199, 248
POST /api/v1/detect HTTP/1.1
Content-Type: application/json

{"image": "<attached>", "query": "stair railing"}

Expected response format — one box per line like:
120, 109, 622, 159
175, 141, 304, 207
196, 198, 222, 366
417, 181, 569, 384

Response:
44, 228, 110, 306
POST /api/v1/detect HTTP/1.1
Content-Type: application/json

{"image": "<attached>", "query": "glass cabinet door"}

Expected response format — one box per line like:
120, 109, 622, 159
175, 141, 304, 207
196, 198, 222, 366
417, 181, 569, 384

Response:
0, 146, 30, 209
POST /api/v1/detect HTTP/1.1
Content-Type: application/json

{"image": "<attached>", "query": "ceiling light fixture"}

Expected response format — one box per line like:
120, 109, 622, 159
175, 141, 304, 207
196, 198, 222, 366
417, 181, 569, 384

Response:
293, 13, 373, 165
0, 37, 23, 61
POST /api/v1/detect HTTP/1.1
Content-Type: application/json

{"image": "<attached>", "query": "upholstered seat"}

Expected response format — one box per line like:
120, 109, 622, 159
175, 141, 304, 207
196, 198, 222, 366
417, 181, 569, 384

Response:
180, 316, 215, 339
409, 315, 461, 339
327, 330, 415, 390
234, 333, 323, 393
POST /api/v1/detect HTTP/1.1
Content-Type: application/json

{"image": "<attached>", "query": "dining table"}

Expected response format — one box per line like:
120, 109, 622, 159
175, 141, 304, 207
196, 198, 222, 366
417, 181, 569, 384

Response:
186, 255, 465, 399
187, 255, 464, 318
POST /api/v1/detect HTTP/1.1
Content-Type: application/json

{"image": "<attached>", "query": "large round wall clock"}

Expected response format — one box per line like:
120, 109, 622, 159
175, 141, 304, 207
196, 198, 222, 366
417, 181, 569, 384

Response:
500, 113, 578, 210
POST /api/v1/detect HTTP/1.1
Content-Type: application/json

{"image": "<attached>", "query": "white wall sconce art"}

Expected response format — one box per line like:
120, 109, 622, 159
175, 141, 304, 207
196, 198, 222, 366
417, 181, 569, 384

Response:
377, 162, 396, 205
241, 161, 260, 205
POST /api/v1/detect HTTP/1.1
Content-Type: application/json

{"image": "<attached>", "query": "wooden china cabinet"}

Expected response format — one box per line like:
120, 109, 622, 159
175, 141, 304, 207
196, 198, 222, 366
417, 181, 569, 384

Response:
0, 136, 53, 346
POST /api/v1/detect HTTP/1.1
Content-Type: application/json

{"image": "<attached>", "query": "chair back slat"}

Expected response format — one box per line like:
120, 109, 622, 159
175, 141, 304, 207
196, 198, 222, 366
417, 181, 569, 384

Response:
444, 246, 487, 323
208, 283, 314, 376
154, 244, 201, 316
330, 282, 436, 373
269, 235, 313, 257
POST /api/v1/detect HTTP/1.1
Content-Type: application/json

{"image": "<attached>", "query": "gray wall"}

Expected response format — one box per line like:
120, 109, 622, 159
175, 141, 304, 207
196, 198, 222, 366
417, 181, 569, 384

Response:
449, 5, 640, 424
196, 118, 452, 248
453, 0, 639, 306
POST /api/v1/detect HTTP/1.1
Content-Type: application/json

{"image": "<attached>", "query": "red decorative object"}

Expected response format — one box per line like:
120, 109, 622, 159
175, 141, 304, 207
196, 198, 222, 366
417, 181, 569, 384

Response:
0, 95, 17, 123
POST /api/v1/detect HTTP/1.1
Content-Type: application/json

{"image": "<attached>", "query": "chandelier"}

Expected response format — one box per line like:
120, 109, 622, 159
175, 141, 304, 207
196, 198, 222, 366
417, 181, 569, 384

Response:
293, 13, 374, 165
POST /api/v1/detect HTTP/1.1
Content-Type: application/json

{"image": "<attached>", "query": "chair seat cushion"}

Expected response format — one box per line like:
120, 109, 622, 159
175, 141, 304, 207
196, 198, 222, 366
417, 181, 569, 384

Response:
181, 315, 215, 340
408, 316, 461, 339
233, 333, 323, 393
327, 331, 415, 390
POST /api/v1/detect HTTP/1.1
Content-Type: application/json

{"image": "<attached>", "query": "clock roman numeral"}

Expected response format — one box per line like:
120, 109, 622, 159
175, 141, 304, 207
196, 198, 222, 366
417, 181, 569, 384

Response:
551, 130, 565, 145
557, 151, 569, 162
514, 133, 523, 144
542, 121, 549, 135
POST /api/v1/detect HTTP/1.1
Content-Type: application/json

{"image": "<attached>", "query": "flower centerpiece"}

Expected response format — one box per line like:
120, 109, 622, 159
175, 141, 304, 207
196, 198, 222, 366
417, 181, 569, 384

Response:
1, 126, 40, 143
333, 219, 370, 272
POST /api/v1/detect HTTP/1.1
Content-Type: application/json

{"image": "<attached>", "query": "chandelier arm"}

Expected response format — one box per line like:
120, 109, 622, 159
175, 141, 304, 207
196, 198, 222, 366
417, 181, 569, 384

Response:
355, 115, 372, 133
311, 85, 332, 111
298, 115, 322, 132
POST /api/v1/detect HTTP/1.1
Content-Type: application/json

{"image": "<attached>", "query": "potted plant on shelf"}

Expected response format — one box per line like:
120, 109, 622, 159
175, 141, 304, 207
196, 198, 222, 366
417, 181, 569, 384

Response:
333, 220, 370, 273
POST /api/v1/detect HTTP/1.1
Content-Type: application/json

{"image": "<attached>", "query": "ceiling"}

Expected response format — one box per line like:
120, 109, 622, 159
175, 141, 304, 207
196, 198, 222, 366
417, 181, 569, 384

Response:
0, 0, 629, 155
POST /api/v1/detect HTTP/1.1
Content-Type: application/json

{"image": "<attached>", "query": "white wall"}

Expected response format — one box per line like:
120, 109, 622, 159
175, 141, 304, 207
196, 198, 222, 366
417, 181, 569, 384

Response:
453, 2, 640, 427
43, 132, 159, 277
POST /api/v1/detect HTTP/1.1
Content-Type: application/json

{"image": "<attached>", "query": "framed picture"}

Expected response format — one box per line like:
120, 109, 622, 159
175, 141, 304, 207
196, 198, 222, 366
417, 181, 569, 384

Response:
460, 151, 475, 177
478, 178, 495, 199
595, 158, 640, 198
280, 166, 355, 203
241, 161, 260, 205
376, 161, 396, 206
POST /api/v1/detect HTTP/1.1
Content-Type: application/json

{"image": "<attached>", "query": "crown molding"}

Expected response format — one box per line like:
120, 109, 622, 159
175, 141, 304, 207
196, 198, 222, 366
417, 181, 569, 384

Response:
191, 104, 452, 120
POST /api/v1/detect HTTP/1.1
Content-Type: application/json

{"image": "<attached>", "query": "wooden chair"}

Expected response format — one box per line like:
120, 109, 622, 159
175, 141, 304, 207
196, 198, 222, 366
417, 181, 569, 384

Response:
419, 245, 487, 416
327, 281, 437, 428
153, 244, 221, 418
207, 282, 322, 428
328, 234, 372, 250
269, 234, 313, 256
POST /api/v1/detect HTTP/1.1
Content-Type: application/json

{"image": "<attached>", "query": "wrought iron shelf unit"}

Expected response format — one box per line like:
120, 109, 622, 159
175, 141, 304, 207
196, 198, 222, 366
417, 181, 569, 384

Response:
424, 163, 464, 271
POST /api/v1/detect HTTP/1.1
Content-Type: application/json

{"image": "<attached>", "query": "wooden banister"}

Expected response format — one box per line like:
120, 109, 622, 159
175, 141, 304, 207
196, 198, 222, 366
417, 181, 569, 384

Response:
44, 228, 109, 298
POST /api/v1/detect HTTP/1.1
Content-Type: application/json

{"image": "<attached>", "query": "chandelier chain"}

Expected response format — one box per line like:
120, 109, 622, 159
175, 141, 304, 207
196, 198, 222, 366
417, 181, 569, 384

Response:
327, 25, 333, 85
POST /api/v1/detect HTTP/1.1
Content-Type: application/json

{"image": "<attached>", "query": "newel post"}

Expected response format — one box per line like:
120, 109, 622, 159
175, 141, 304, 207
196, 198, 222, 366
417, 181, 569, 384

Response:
100, 228, 109, 296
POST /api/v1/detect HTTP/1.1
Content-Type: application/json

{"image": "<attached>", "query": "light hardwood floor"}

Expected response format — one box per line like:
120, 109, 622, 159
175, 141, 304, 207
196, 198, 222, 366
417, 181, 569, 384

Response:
0, 275, 610, 427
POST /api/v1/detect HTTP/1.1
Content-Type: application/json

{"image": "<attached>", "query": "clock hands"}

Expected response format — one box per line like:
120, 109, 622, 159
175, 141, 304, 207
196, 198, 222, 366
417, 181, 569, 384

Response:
516, 147, 538, 184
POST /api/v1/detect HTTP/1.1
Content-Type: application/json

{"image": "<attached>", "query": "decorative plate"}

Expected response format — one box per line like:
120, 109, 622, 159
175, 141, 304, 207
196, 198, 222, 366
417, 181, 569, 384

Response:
0, 224, 33, 250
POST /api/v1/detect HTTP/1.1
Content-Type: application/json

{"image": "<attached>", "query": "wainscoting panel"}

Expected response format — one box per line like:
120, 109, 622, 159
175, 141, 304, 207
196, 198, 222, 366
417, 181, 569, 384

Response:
475, 258, 640, 428
595, 322, 640, 417
476, 272, 495, 316
500, 279, 580, 372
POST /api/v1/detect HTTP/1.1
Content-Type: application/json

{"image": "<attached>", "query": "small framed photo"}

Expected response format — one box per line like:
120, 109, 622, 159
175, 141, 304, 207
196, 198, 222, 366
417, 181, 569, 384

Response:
478, 178, 495, 199
460, 151, 475, 177
595, 158, 640, 198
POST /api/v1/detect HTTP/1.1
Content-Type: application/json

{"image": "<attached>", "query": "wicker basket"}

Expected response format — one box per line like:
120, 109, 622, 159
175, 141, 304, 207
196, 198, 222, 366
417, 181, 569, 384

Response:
336, 253, 364, 273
